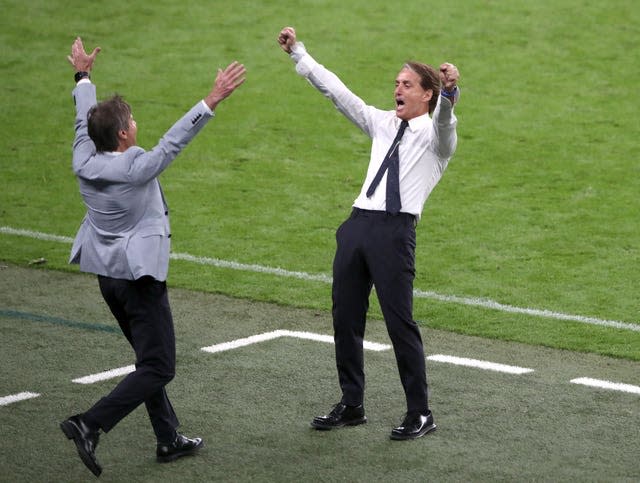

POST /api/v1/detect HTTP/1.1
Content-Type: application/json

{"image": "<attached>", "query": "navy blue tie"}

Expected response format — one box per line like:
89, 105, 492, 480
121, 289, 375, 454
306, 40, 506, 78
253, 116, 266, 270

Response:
366, 120, 409, 214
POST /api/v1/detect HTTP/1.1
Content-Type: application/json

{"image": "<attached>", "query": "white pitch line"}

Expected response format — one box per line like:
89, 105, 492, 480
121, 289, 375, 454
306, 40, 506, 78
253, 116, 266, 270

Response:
0, 391, 40, 407
427, 354, 534, 374
570, 377, 640, 395
72, 364, 136, 384
0, 226, 74, 244
202, 331, 287, 354
414, 289, 640, 332
201, 330, 392, 353
2, 225, 639, 332
61, 331, 385, 387
171, 252, 333, 284
281, 330, 334, 344
279, 329, 392, 351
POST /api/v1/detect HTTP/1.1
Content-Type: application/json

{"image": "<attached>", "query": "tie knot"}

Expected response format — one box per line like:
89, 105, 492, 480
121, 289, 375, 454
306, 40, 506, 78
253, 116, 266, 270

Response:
397, 119, 409, 138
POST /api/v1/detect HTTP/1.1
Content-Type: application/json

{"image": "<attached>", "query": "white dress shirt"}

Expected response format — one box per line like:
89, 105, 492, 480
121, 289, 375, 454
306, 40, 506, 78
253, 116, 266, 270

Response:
291, 43, 458, 220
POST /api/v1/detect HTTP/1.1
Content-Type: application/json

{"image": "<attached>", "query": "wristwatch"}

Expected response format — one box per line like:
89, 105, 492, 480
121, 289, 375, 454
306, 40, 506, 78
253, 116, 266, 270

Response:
74, 71, 90, 83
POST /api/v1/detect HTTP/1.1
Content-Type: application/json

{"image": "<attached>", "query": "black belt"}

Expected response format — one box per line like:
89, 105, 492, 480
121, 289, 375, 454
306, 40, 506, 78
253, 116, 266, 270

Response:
351, 207, 417, 225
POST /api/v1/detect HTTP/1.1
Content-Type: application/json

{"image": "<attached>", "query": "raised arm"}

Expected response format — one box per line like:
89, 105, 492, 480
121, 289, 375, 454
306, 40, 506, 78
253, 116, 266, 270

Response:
277, 26, 380, 137
433, 62, 460, 158
68, 37, 102, 169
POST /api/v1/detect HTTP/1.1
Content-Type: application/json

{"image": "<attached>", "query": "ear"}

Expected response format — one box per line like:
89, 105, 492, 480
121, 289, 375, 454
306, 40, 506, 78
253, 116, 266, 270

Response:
423, 89, 433, 103
115, 129, 130, 152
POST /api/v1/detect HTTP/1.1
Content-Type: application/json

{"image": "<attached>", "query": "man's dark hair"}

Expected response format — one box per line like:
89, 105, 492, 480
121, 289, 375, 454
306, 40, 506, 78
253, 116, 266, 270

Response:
403, 62, 441, 114
87, 95, 132, 152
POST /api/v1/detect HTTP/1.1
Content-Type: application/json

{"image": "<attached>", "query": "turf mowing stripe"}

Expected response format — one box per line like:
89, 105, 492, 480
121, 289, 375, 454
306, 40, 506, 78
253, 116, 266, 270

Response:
0, 391, 40, 407
201, 330, 392, 353
570, 377, 640, 395
427, 354, 534, 374
72, 365, 136, 384
3, 225, 640, 333
0, 309, 118, 333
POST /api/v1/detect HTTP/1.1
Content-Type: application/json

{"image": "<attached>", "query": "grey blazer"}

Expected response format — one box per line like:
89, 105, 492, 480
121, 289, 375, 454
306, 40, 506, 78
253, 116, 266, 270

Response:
69, 82, 213, 281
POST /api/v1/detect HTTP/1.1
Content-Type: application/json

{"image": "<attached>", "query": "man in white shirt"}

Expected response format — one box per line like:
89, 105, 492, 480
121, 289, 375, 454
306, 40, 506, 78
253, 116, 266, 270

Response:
278, 26, 460, 440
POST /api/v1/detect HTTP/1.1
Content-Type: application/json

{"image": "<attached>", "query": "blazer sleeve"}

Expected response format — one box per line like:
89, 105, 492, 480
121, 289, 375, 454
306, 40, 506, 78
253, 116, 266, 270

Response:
71, 83, 98, 172
72, 101, 214, 185
125, 101, 213, 184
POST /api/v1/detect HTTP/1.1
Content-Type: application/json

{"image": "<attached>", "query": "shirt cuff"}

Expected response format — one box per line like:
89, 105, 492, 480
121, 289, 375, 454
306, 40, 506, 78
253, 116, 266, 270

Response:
290, 41, 307, 63
200, 99, 214, 115
292, 44, 320, 78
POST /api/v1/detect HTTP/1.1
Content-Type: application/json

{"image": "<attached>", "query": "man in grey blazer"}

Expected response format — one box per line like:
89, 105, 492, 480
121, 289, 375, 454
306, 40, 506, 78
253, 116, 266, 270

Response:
60, 37, 245, 477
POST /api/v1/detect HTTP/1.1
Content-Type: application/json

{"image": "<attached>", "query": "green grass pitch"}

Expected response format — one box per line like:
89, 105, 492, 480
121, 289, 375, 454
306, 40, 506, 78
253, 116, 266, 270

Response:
1, 0, 639, 480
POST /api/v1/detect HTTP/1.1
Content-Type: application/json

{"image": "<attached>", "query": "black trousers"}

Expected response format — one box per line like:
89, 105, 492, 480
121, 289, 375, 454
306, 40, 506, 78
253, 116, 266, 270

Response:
83, 275, 179, 443
332, 208, 429, 414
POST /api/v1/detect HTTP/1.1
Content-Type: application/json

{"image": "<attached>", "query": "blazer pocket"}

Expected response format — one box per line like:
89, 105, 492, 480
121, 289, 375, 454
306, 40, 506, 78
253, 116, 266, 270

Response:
136, 225, 167, 238
126, 226, 170, 279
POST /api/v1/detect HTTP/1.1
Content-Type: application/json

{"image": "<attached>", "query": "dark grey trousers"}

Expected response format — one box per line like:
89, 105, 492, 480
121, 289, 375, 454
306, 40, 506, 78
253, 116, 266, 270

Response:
84, 275, 179, 443
332, 208, 429, 414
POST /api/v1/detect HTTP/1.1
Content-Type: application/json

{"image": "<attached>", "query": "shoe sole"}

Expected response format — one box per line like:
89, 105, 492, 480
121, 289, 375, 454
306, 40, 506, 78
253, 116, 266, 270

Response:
389, 423, 437, 441
60, 421, 102, 477
310, 417, 367, 430
156, 440, 205, 463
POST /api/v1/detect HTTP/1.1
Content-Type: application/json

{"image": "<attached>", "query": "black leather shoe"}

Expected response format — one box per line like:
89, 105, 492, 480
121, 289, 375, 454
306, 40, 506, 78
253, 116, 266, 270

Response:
390, 410, 436, 440
156, 433, 204, 463
311, 403, 367, 430
60, 414, 102, 477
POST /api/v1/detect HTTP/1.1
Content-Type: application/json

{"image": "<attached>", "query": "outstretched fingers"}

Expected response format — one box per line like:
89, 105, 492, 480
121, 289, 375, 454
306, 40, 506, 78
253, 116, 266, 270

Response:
205, 61, 247, 110
67, 36, 101, 71
224, 61, 247, 84
219, 61, 247, 90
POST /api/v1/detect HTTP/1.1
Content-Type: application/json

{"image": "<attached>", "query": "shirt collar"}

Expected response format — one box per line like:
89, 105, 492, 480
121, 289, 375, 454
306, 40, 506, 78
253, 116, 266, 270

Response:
404, 112, 430, 132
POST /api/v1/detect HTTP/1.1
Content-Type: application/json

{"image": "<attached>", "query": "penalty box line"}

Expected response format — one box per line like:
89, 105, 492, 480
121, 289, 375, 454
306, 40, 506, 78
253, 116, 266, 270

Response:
6, 332, 639, 404
68, 330, 391, 387
201, 329, 392, 353
0, 392, 40, 407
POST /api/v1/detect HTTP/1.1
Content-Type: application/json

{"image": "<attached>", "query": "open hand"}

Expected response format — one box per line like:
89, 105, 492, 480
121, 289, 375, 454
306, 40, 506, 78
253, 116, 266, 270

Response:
205, 61, 247, 110
67, 37, 101, 72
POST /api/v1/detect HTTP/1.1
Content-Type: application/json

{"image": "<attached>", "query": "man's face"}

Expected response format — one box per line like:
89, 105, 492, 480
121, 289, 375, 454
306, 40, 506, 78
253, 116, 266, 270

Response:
394, 68, 432, 120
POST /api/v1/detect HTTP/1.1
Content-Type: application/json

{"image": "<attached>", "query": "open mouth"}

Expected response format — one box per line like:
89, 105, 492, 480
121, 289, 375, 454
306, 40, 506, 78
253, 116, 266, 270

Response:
396, 99, 405, 107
